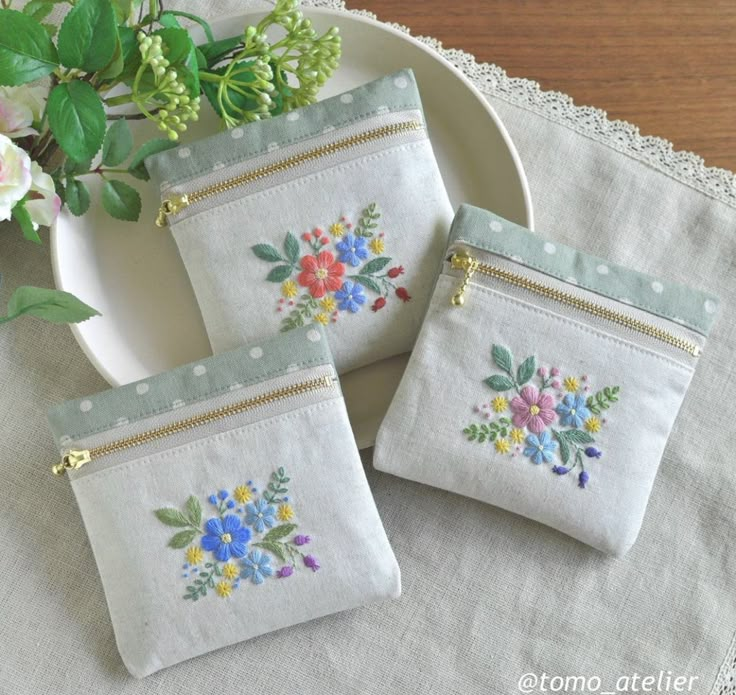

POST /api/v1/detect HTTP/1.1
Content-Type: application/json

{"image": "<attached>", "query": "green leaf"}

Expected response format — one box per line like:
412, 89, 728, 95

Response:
491, 344, 513, 375
12, 202, 41, 244
263, 523, 297, 541
352, 275, 382, 295
197, 34, 242, 67
564, 429, 595, 445
168, 529, 198, 549
553, 429, 570, 465
97, 34, 124, 81
484, 375, 515, 392
101, 179, 141, 221
185, 495, 202, 527
360, 256, 391, 275
154, 507, 190, 527
127, 138, 177, 180
57, 0, 117, 72
64, 158, 92, 176
65, 178, 90, 216
102, 120, 133, 167
110, 0, 133, 24
254, 541, 286, 562
252, 243, 284, 263
266, 265, 293, 283
516, 355, 536, 386
22, 0, 54, 23
284, 232, 299, 265
2, 286, 99, 324
47, 80, 106, 162
0, 9, 59, 86
161, 10, 215, 43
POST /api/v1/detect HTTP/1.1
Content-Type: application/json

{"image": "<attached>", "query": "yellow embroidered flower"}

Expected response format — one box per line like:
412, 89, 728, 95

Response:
510, 428, 525, 444
492, 396, 508, 413
234, 485, 252, 504
495, 438, 511, 454
222, 563, 239, 580
585, 416, 601, 433
369, 237, 385, 255
564, 376, 580, 392
215, 581, 233, 598
185, 546, 204, 565
320, 296, 337, 312
277, 503, 295, 522
330, 222, 345, 237
314, 312, 329, 325
281, 280, 298, 298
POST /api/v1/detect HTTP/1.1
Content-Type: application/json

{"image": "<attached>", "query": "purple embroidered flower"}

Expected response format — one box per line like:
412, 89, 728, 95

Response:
293, 534, 311, 546
244, 499, 276, 533
303, 555, 320, 572
585, 447, 602, 459
578, 471, 590, 488
277, 566, 294, 578
335, 233, 369, 267
201, 515, 251, 561
552, 465, 569, 475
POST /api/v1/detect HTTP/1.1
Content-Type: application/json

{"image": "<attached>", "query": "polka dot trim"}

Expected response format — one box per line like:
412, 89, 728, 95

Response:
80, 400, 93, 412
230, 128, 243, 139
339, 93, 354, 104
543, 242, 556, 254
249, 347, 264, 359
286, 111, 300, 122
306, 329, 321, 343
651, 281, 664, 294
394, 75, 409, 89
177, 147, 191, 159
193, 365, 207, 376
136, 383, 149, 395
489, 220, 503, 233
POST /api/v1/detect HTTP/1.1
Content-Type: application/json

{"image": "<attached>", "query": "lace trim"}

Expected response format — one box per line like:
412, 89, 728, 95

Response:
711, 630, 736, 695
305, 0, 736, 209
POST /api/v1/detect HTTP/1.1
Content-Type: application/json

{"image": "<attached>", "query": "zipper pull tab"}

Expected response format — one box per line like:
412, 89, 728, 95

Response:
53, 449, 92, 476
450, 250, 479, 306
155, 193, 189, 227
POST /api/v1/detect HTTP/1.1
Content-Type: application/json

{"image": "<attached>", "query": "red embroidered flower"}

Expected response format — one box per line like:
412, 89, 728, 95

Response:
297, 251, 345, 298
387, 266, 404, 279
395, 287, 411, 302
313, 228, 323, 238
371, 297, 387, 312
302, 232, 312, 241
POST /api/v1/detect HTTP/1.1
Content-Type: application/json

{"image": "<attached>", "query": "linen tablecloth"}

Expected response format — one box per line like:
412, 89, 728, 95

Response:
1, 1, 735, 692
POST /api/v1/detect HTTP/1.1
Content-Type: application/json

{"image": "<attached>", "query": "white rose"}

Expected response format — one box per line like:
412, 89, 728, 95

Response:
0, 84, 47, 122
0, 133, 32, 221
25, 161, 61, 230
0, 95, 36, 139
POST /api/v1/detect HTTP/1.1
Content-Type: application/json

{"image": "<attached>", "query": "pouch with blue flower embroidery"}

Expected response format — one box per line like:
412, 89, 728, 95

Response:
47, 326, 400, 678
144, 68, 453, 376
374, 204, 719, 556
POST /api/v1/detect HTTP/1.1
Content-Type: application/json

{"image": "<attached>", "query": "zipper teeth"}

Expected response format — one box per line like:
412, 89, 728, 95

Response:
59, 375, 334, 473
453, 254, 701, 357
185, 120, 422, 208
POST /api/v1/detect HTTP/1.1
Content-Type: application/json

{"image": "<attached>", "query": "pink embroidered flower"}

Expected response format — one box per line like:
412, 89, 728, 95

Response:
510, 386, 555, 433
297, 251, 345, 298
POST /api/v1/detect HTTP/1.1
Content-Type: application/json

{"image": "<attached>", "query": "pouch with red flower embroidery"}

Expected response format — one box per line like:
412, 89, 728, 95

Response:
144, 69, 453, 376
47, 325, 400, 677
374, 204, 719, 556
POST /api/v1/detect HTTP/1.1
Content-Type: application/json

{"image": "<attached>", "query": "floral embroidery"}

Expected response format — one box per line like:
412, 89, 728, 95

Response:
154, 467, 319, 601
462, 344, 621, 489
251, 202, 412, 331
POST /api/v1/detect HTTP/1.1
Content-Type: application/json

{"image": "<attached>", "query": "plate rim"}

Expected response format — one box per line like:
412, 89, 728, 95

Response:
51, 6, 534, 388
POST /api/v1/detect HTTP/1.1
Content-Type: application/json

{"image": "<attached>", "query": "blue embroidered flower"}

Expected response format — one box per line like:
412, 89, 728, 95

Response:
244, 499, 276, 533
335, 233, 369, 267
240, 549, 274, 585
334, 280, 366, 313
523, 430, 558, 464
555, 394, 591, 428
201, 515, 251, 562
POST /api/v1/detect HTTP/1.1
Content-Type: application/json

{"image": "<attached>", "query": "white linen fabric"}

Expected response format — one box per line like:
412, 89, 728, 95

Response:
2, 0, 736, 692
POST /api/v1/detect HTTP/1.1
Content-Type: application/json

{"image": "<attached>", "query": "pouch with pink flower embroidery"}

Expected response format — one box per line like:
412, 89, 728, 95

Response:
47, 326, 400, 677
374, 204, 719, 556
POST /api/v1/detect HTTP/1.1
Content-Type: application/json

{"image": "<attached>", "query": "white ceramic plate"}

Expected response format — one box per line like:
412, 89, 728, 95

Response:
51, 8, 533, 447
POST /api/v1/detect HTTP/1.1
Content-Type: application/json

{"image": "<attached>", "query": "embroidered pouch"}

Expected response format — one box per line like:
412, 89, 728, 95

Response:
145, 69, 453, 375
47, 326, 400, 677
374, 204, 719, 556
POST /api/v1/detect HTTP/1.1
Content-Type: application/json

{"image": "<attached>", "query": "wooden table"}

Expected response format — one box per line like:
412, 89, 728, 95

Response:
350, 1, 736, 171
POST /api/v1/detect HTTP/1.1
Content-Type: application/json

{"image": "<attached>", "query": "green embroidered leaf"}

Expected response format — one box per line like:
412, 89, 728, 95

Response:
355, 202, 381, 237
252, 243, 285, 263
266, 265, 293, 283
360, 256, 391, 275
575, 449, 583, 469
185, 495, 202, 527
498, 417, 511, 425
491, 344, 513, 375
254, 541, 286, 562
168, 529, 198, 549
284, 232, 300, 266
484, 375, 514, 392
586, 385, 620, 415
263, 523, 297, 541
564, 429, 595, 445
552, 429, 570, 465
154, 507, 190, 527
352, 275, 382, 295
516, 355, 536, 386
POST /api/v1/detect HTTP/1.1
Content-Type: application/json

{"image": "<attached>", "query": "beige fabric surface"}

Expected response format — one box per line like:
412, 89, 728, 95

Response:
1, 1, 735, 692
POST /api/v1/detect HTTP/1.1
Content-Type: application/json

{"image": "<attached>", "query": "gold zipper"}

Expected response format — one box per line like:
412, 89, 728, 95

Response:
155, 120, 424, 227
53, 374, 335, 476
449, 250, 701, 357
